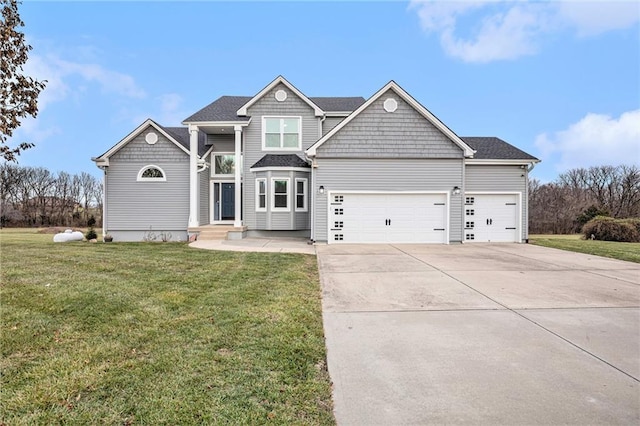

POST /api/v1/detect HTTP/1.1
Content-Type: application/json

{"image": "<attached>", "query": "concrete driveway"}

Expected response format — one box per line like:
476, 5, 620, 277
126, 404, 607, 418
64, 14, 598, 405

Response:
317, 243, 640, 425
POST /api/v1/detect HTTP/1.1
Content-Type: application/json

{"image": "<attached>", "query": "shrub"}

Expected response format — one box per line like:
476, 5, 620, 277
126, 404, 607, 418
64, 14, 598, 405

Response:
87, 215, 96, 227
582, 216, 640, 243
85, 227, 98, 240
576, 205, 609, 227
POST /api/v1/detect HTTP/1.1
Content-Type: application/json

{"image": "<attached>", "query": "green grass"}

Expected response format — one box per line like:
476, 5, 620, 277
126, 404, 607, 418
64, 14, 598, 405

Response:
0, 229, 334, 425
530, 234, 640, 263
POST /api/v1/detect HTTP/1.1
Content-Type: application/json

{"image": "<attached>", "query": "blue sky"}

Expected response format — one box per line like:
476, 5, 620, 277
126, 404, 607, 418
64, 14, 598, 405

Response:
8, 0, 640, 182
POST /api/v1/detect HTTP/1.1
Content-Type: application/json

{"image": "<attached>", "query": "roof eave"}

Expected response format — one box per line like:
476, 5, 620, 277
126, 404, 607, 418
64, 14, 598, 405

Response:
465, 158, 541, 165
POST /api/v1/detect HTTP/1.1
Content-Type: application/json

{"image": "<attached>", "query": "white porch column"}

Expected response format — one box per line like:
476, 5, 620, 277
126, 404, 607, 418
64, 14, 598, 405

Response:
234, 125, 242, 228
188, 125, 199, 228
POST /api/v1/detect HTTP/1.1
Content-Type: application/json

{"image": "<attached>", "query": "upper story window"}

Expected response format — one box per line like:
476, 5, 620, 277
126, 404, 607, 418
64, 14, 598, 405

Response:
137, 165, 166, 182
263, 117, 301, 150
212, 154, 235, 176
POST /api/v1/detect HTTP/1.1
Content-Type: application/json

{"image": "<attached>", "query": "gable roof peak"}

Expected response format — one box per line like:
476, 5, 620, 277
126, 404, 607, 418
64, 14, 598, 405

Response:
236, 75, 324, 117
306, 80, 476, 158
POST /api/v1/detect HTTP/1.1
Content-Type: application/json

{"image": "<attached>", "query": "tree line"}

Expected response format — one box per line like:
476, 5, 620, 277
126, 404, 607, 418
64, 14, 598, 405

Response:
0, 163, 103, 227
529, 164, 640, 234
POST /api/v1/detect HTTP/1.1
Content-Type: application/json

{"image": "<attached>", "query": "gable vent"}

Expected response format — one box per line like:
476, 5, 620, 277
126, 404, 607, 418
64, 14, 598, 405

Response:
383, 98, 398, 113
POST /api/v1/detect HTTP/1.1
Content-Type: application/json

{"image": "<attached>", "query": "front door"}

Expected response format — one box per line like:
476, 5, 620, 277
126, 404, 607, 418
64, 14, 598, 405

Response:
212, 182, 235, 223
221, 183, 235, 220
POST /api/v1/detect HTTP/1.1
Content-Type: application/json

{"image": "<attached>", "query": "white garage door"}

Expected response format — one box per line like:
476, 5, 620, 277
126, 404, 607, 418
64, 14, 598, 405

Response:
464, 194, 519, 242
329, 193, 448, 244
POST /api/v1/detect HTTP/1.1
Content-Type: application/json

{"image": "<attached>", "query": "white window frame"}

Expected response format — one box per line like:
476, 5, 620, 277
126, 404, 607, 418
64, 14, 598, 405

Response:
262, 116, 302, 151
295, 178, 308, 212
271, 178, 290, 212
255, 178, 267, 212
137, 165, 166, 182
211, 153, 236, 177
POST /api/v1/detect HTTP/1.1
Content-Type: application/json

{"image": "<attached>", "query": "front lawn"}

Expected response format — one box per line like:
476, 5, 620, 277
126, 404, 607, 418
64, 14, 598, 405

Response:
529, 234, 640, 263
0, 229, 334, 425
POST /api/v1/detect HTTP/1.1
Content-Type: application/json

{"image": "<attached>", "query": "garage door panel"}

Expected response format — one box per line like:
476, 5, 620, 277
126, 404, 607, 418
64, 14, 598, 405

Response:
329, 193, 447, 244
465, 194, 518, 243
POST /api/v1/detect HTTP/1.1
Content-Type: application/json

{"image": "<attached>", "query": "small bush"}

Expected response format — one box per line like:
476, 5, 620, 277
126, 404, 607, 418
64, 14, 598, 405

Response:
85, 227, 98, 240
582, 216, 640, 243
87, 215, 96, 228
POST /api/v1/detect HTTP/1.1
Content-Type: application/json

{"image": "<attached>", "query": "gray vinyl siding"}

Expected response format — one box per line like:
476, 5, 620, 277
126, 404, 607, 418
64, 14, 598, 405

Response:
252, 169, 310, 231
106, 126, 189, 238
316, 89, 463, 159
322, 116, 344, 136
199, 168, 209, 225
465, 165, 528, 241
206, 134, 235, 152
314, 159, 463, 242
243, 83, 317, 231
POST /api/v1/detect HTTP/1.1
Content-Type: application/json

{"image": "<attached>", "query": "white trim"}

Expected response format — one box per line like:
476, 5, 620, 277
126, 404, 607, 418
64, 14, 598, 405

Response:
137, 165, 167, 182
236, 76, 324, 117
95, 119, 190, 161
255, 178, 267, 212
295, 178, 308, 212
326, 190, 450, 245
271, 177, 290, 212
324, 112, 351, 117
249, 166, 311, 173
466, 159, 540, 165
181, 120, 251, 127
464, 192, 523, 243
306, 81, 475, 158
262, 116, 302, 151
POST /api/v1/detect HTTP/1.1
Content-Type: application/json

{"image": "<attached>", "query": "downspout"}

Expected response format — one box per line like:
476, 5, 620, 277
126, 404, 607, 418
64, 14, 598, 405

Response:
102, 166, 107, 237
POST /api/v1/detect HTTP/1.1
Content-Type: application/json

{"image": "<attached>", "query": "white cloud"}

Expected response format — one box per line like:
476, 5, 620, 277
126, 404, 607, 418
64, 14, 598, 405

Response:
130, 93, 189, 127
410, 0, 640, 63
535, 109, 640, 172
558, 1, 640, 36
23, 53, 146, 111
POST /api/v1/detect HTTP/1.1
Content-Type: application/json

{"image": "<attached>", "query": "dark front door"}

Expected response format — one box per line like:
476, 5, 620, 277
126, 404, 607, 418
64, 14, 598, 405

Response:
221, 183, 235, 221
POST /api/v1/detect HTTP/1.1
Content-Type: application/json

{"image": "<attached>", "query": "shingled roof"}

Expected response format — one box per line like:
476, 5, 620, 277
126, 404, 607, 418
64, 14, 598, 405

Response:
250, 154, 310, 169
462, 137, 539, 161
161, 126, 207, 157
184, 96, 366, 123
310, 97, 366, 112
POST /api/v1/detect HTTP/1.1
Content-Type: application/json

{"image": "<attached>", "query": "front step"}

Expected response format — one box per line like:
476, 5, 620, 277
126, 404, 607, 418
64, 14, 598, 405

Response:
189, 225, 246, 241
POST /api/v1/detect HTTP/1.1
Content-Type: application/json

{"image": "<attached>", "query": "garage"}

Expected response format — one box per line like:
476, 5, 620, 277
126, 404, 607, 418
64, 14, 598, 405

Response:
464, 193, 520, 242
328, 192, 448, 244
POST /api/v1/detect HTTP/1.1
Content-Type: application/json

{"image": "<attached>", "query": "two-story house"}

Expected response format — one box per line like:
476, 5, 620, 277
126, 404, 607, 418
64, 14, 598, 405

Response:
92, 76, 539, 244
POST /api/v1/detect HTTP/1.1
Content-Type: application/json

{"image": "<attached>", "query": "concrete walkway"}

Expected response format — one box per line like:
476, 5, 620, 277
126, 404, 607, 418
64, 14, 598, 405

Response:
317, 243, 640, 425
189, 237, 315, 254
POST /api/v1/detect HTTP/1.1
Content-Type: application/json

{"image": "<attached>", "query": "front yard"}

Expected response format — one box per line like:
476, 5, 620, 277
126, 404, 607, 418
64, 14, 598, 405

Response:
530, 234, 640, 263
0, 229, 334, 425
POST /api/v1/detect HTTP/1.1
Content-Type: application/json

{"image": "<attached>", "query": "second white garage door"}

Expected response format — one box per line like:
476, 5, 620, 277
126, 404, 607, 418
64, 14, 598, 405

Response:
464, 194, 520, 242
329, 193, 448, 244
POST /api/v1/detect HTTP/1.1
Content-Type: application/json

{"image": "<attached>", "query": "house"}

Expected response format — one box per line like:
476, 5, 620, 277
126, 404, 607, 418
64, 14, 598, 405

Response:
92, 76, 539, 244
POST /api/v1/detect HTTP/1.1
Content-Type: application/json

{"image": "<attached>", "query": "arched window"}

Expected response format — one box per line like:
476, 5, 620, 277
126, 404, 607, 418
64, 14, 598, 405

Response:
137, 165, 166, 181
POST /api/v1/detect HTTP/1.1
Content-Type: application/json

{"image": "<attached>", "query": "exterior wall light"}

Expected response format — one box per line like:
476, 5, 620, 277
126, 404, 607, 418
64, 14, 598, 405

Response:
318, 185, 325, 195
453, 186, 461, 195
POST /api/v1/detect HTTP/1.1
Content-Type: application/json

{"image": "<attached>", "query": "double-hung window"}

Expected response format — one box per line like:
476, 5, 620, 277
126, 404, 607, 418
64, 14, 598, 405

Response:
256, 179, 267, 212
263, 117, 301, 150
295, 178, 307, 212
271, 178, 290, 211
